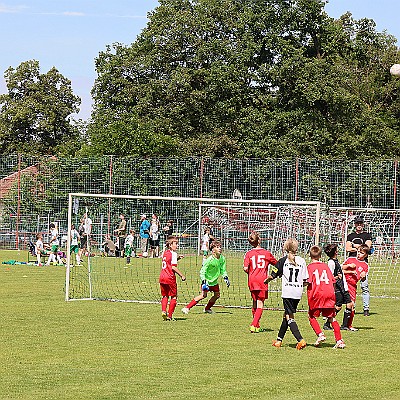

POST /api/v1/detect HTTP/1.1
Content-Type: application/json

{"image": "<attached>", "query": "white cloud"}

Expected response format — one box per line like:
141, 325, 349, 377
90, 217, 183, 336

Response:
63, 11, 85, 17
0, 3, 28, 13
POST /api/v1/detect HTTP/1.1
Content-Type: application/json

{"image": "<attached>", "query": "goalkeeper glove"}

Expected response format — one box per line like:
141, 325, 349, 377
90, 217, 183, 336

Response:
201, 280, 209, 291
223, 276, 230, 288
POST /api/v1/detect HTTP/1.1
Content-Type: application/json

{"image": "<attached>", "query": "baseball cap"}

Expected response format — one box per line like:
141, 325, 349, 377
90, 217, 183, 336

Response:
141, 214, 146, 219
354, 216, 364, 223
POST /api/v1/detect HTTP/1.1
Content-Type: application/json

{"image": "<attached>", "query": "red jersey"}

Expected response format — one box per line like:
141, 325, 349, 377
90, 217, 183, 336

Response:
243, 247, 277, 291
159, 249, 178, 285
343, 257, 369, 302
305, 261, 336, 310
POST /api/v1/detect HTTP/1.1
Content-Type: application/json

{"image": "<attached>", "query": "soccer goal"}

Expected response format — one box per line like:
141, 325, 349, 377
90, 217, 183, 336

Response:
65, 193, 321, 309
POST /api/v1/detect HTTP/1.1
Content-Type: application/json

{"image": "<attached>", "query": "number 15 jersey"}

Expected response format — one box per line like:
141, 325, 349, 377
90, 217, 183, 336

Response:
243, 247, 277, 291
270, 255, 307, 299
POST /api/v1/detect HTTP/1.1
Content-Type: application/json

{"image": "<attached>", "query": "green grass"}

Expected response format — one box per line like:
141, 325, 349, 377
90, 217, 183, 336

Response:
1, 250, 399, 400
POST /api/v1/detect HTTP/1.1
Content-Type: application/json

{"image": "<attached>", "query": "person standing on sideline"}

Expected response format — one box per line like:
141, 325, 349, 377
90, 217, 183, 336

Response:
114, 214, 127, 258
159, 236, 186, 321
46, 223, 61, 266
243, 231, 277, 333
305, 246, 345, 349
70, 224, 81, 265
124, 229, 136, 265
345, 216, 372, 316
35, 232, 48, 266
182, 240, 230, 315
139, 214, 151, 256
79, 212, 92, 260
265, 238, 307, 350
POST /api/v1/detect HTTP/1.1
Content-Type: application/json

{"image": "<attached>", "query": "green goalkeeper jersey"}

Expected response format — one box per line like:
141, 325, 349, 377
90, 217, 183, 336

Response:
200, 254, 227, 286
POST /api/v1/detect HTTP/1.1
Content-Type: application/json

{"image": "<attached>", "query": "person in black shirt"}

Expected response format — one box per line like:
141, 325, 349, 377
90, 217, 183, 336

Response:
345, 216, 372, 316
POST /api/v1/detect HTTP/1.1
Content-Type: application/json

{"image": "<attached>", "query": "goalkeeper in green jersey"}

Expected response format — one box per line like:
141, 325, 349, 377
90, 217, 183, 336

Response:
182, 240, 230, 314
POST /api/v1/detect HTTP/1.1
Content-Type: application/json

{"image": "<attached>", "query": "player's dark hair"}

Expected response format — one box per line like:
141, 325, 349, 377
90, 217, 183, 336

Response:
248, 231, 260, 247
358, 244, 370, 255
324, 243, 337, 259
310, 245, 322, 260
49, 223, 55, 229
210, 240, 221, 251
166, 235, 178, 248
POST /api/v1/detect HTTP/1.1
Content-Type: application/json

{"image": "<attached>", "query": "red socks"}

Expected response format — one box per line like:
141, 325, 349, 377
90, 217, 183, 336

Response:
251, 308, 263, 328
309, 317, 322, 335
161, 296, 168, 312
168, 298, 177, 318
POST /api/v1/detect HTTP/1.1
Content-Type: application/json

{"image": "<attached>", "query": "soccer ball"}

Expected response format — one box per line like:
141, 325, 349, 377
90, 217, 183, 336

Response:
390, 64, 400, 77
142, 251, 148, 258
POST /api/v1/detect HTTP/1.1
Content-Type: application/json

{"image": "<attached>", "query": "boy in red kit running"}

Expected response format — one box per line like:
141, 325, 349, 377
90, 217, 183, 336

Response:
159, 236, 186, 321
305, 246, 345, 349
243, 231, 277, 333
341, 244, 369, 330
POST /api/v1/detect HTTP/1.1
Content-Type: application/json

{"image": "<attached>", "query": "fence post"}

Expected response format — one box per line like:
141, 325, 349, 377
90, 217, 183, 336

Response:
394, 160, 398, 210
16, 154, 21, 250
295, 157, 299, 201
107, 155, 113, 235
199, 157, 204, 198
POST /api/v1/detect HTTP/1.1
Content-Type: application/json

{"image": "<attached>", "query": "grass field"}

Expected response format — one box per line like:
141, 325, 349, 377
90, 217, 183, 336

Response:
1, 249, 400, 400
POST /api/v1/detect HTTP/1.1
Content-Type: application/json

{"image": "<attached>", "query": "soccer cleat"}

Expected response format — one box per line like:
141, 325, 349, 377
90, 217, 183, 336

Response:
272, 340, 282, 348
181, 307, 190, 315
314, 334, 326, 347
348, 326, 358, 331
363, 309, 370, 317
250, 325, 260, 333
340, 326, 349, 331
162, 312, 168, 321
323, 323, 333, 330
333, 339, 346, 349
204, 308, 214, 314
166, 316, 176, 321
296, 339, 307, 350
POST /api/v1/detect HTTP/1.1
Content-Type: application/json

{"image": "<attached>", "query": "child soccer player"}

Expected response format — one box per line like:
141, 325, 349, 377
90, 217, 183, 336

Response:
46, 223, 62, 266
341, 244, 369, 330
201, 227, 211, 258
182, 240, 230, 315
323, 244, 353, 331
35, 232, 47, 266
159, 236, 186, 321
70, 224, 81, 266
243, 231, 277, 333
265, 238, 307, 350
124, 229, 136, 265
305, 245, 345, 349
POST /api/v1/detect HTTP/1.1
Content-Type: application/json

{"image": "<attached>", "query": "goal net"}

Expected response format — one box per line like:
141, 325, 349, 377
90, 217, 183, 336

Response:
321, 208, 400, 299
65, 193, 321, 309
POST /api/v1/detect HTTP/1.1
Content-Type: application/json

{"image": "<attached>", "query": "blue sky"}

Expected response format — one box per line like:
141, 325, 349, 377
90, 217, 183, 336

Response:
1, 1, 399, 121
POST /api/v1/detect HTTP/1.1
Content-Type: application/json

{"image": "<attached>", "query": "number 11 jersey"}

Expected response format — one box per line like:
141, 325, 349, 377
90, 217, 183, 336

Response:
270, 255, 307, 299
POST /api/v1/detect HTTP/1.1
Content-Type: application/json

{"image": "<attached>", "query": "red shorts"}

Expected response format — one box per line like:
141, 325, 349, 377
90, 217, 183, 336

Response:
347, 284, 357, 303
203, 284, 220, 293
308, 308, 336, 318
251, 290, 268, 302
160, 282, 177, 298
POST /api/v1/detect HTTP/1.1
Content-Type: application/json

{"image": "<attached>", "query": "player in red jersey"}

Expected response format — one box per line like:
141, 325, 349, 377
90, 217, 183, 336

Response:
159, 236, 186, 321
305, 246, 345, 349
243, 231, 277, 333
341, 244, 369, 330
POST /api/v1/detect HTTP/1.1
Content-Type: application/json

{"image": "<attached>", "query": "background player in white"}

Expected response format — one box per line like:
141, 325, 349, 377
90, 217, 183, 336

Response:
265, 238, 307, 350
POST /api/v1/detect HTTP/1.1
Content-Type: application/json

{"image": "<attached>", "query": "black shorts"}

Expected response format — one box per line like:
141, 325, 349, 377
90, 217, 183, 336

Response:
80, 235, 88, 249
335, 288, 352, 307
282, 298, 300, 315
149, 239, 160, 248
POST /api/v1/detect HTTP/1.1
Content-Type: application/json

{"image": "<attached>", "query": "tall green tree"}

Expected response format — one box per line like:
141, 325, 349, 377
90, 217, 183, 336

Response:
0, 60, 81, 155
89, 0, 400, 159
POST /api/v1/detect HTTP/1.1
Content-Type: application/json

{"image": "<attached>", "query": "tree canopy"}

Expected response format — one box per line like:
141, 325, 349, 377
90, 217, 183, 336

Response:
86, 0, 400, 159
0, 60, 81, 155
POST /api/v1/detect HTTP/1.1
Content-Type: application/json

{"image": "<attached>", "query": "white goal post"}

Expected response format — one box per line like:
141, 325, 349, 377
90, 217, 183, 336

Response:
65, 193, 321, 307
